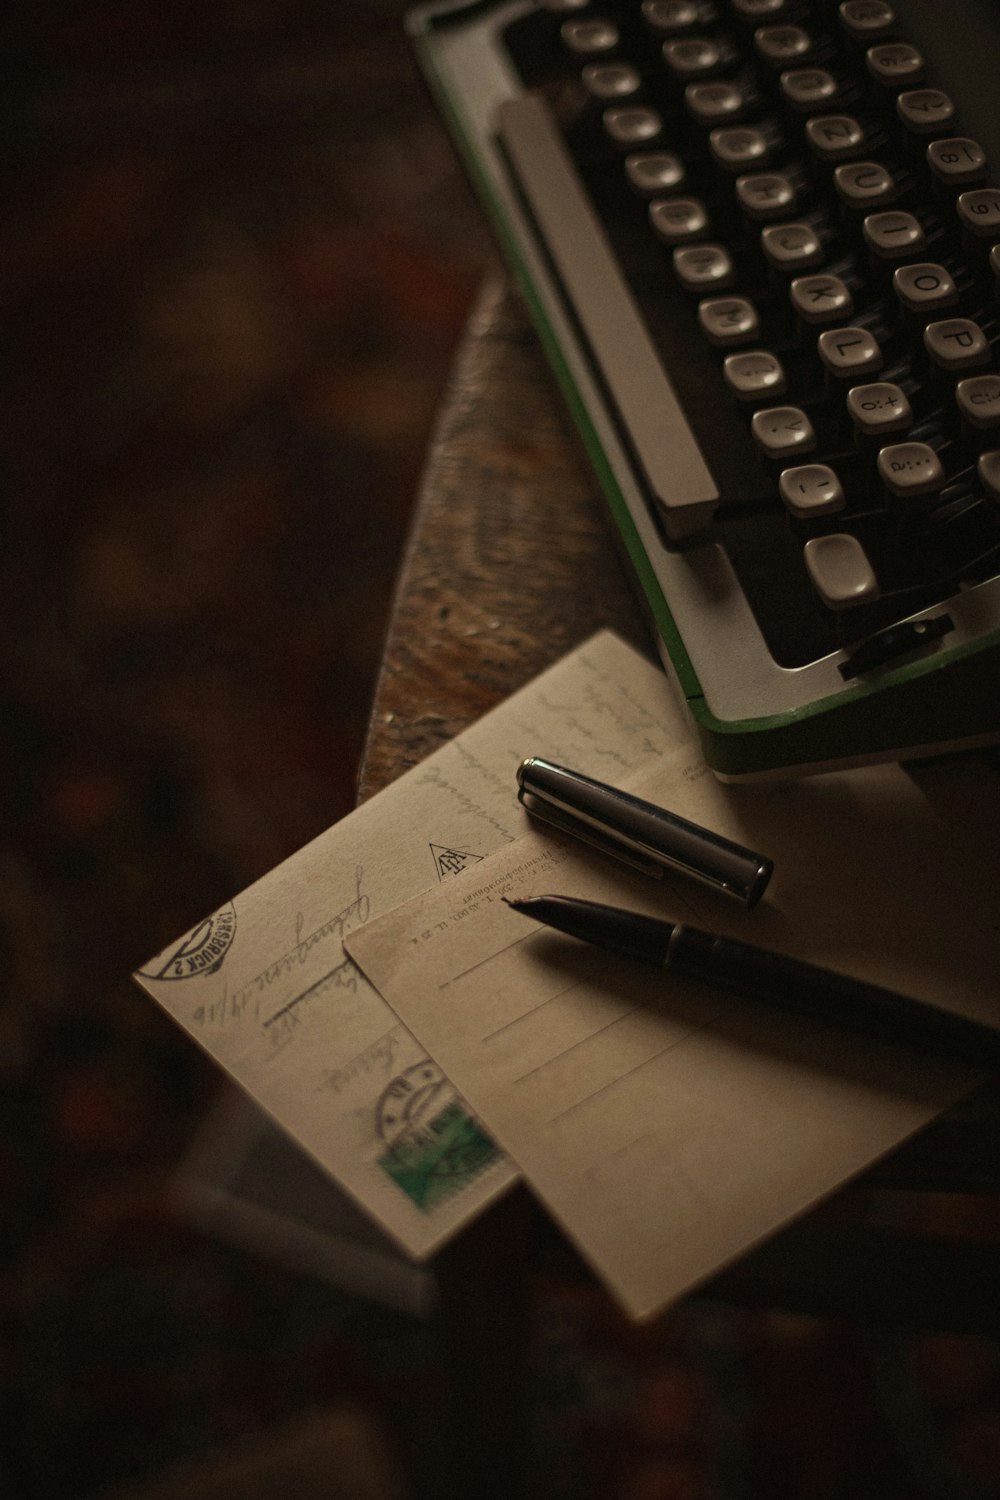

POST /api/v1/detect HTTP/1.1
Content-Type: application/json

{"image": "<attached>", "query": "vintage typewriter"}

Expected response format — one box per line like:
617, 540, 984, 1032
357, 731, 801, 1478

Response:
408, 0, 1000, 776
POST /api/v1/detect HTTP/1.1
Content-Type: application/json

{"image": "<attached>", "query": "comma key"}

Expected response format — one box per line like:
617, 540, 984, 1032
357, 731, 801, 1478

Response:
751, 402, 815, 456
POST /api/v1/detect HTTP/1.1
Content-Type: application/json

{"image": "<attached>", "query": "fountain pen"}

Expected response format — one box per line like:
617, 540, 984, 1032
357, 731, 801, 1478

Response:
505, 894, 1000, 1071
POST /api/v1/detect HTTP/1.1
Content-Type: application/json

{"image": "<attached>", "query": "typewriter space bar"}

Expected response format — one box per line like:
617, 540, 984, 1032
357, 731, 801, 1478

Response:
497, 93, 718, 539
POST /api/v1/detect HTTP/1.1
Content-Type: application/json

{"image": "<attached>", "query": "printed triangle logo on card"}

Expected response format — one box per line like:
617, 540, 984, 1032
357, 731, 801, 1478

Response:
430, 844, 484, 880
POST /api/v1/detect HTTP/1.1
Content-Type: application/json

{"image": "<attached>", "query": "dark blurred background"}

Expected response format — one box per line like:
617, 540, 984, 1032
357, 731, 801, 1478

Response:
1, 2, 489, 1495
4, 5, 1000, 1500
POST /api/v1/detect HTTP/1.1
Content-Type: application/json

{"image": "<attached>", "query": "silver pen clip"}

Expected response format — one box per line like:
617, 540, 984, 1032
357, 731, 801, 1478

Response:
517, 756, 773, 909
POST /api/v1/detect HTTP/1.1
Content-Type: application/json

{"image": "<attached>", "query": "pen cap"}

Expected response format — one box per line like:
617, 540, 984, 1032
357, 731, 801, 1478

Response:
517, 757, 773, 909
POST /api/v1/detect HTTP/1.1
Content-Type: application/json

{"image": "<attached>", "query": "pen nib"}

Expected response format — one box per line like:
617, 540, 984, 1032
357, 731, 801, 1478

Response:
505, 894, 674, 966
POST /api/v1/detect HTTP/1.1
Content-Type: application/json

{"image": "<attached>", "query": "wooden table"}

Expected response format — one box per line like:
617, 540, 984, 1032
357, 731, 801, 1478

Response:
357, 273, 1000, 1498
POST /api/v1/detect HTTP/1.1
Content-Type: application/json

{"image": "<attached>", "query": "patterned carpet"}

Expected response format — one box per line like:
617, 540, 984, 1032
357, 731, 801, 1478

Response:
3, 5, 1000, 1499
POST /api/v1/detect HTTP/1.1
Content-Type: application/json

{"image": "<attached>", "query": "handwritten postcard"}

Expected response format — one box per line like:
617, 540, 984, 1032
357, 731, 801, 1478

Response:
345, 754, 1000, 1315
134, 630, 694, 1258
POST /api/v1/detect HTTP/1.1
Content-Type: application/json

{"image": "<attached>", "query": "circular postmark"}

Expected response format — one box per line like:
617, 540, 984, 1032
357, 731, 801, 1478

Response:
137, 903, 237, 982
375, 1061, 499, 1209
376, 1060, 448, 1147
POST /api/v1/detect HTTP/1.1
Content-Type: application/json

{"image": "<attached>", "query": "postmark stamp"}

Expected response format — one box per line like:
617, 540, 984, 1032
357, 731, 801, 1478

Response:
430, 843, 484, 880
137, 903, 238, 982
376, 1060, 500, 1212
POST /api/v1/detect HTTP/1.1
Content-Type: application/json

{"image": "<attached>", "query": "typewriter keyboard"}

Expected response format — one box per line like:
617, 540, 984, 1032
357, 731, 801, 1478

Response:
497, 0, 1000, 673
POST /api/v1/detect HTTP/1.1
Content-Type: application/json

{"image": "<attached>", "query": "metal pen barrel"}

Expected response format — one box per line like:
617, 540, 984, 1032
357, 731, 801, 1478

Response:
517, 758, 773, 908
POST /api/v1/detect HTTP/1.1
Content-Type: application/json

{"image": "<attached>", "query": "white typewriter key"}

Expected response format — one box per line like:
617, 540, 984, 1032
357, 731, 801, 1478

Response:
540, 0, 589, 10
663, 36, 723, 77
734, 0, 785, 16
561, 18, 620, 53
750, 402, 815, 454
698, 296, 760, 345
736, 171, 796, 219
685, 81, 745, 124
863, 209, 925, 258
673, 242, 734, 289
956, 374, 1000, 430
625, 151, 685, 195
839, 1, 895, 39
780, 67, 838, 111
582, 62, 641, 99
805, 113, 865, 160
779, 463, 846, 517
725, 350, 787, 399
709, 125, 771, 170
818, 325, 883, 378
866, 41, 923, 86
790, 273, 854, 323
892, 262, 957, 313
877, 441, 945, 498
958, 188, 1000, 238
977, 449, 1000, 500
604, 105, 663, 146
804, 533, 880, 607
761, 221, 823, 271
649, 196, 709, 242
755, 25, 812, 66
897, 88, 954, 135
833, 160, 895, 208
927, 138, 988, 187
641, 0, 700, 33
924, 317, 990, 372
846, 380, 912, 434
